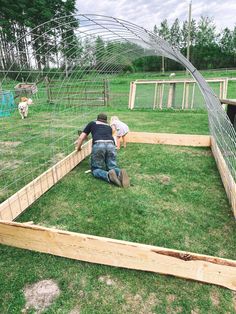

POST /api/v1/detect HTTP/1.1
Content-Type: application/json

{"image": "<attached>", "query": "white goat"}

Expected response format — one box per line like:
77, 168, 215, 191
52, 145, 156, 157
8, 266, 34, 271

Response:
169, 73, 176, 78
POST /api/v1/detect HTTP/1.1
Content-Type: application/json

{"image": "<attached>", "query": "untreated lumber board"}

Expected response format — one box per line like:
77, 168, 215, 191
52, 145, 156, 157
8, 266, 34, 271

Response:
220, 98, 236, 107
0, 140, 92, 221
211, 138, 236, 218
0, 221, 236, 291
127, 132, 211, 147
128, 82, 136, 109
134, 79, 227, 84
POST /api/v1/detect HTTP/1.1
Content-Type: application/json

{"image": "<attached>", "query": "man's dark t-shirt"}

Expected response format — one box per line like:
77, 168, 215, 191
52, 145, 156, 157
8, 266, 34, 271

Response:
83, 121, 114, 144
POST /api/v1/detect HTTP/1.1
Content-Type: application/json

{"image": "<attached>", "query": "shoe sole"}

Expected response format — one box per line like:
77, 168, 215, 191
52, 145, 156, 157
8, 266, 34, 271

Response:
120, 169, 130, 188
108, 169, 121, 187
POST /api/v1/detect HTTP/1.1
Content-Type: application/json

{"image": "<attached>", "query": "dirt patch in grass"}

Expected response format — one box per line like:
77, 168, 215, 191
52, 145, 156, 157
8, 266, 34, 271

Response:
69, 307, 81, 314
136, 173, 171, 185
0, 141, 21, 147
0, 189, 7, 197
167, 294, 176, 303
0, 160, 24, 170
166, 294, 182, 313
87, 217, 94, 223
51, 152, 66, 164
98, 275, 116, 286
210, 290, 220, 307
168, 146, 212, 157
23, 279, 60, 314
122, 292, 157, 314
233, 292, 236, 312
0, 141, 22, 154
158, 174, 171, 185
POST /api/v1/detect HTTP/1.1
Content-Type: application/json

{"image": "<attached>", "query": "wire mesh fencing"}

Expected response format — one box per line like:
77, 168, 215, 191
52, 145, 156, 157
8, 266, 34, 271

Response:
0, 14, 235, 202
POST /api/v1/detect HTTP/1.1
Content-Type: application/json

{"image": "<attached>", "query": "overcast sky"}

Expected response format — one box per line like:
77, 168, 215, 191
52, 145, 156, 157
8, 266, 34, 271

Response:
76, 0, 236, 32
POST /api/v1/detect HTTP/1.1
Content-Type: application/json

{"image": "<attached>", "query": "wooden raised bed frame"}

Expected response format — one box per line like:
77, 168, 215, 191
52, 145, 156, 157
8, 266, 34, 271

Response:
0, 132, 236, 291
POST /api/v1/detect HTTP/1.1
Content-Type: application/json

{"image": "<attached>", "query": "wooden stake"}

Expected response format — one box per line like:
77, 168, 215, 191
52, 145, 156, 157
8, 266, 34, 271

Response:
153, 83, 158, 110
185, 82, 189, 109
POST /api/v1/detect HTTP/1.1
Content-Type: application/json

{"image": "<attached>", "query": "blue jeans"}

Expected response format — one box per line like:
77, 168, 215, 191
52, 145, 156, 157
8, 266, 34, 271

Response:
91, 142, 120, 183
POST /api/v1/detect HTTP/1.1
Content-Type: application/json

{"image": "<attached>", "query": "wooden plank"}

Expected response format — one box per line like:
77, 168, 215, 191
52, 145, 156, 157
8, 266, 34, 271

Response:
0, 140, 92, 221
220, 99, 236, 107
127, 132, 211, 147
0, 221, 235, 291
135, 79, 226, 84
211, 138, 236, 218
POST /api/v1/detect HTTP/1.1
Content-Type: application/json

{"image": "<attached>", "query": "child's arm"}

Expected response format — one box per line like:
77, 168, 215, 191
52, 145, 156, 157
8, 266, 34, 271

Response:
111, 124, 116, 136
111, 125, 117, 146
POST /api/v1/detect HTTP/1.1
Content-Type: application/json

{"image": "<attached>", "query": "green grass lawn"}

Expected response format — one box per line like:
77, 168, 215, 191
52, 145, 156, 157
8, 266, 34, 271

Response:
0, 70, 236, 313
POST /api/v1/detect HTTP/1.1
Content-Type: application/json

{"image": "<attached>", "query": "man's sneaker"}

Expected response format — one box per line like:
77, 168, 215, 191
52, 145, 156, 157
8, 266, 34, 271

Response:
108, 169, 122, 187
119, 169, 130, 188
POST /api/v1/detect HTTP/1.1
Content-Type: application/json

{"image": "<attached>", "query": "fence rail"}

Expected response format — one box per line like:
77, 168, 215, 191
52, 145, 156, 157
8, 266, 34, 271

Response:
129, 78, 230, 110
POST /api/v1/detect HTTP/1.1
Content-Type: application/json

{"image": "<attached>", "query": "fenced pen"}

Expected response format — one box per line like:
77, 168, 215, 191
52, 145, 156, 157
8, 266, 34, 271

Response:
0, 14, 236, 295
45, 78, 109, 107
129, 78, 229, 110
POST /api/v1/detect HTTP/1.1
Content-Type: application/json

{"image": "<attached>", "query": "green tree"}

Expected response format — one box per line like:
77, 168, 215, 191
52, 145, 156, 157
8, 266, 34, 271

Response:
195, 16, 217, 47
0, 0, 78, 71
220, 28, 233, 52
170, 18, 181, 49
158, 19, 170, 42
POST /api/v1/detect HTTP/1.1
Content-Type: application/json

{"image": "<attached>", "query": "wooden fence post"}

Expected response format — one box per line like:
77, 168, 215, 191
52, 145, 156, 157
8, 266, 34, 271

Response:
129, 82, 136, 109
167, 83, 176, 108
153, 83, 158, 109
159, 83, 164, 109
182, 82, 186, 109
185, 82, 189, 109
191, 83, 195, 109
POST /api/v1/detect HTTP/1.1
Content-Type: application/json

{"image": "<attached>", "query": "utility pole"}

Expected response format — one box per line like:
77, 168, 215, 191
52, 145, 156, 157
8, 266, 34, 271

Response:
186, 1, 192, 75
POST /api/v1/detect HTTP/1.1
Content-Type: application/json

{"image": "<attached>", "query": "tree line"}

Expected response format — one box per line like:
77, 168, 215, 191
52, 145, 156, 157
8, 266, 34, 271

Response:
0, 0, 78, 73
134, 17, 236, 72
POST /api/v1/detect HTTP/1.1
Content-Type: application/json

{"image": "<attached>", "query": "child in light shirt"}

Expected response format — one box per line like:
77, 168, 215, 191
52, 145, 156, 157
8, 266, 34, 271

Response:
110, 116, 129, 149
